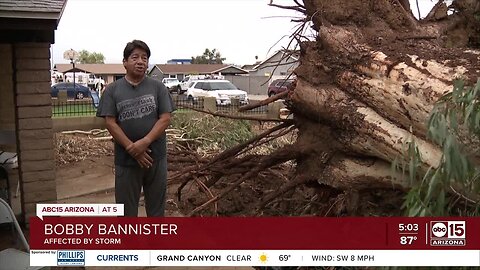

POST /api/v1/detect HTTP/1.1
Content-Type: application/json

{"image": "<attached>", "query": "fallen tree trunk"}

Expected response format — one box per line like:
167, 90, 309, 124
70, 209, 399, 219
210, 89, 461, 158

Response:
321, 156, 409, 190
291, 79, 443, 171
281, 0, 480, 193
339, 52, 464, 138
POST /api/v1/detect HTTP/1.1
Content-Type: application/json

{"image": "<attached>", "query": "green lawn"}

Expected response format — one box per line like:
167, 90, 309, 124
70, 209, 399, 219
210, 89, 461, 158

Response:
52, 103, 97, 118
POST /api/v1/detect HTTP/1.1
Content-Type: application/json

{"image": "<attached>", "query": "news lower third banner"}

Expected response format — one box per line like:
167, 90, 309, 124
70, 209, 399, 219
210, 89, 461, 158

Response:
29, 204, 480, 266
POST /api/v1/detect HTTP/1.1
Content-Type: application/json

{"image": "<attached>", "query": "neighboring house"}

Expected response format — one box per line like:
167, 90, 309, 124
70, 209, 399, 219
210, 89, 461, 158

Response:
148, 64, 248, 81
248, 50, 299, 80
51, 66, 91, 85
54, 63, 126, 84
166, 58, 192, 65
0, 0, 67, 223
241, 61, 261, 72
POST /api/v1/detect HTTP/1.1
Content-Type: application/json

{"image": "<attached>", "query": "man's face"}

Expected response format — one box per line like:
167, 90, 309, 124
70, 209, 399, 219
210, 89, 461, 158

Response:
123, 48, 148, 77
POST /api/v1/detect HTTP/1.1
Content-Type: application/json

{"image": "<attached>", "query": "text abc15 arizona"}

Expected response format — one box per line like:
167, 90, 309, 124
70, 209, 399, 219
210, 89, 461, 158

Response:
430, 221, 466, 246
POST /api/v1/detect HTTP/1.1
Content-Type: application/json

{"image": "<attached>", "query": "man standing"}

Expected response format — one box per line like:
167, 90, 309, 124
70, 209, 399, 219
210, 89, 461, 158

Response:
96, 40, 175, 217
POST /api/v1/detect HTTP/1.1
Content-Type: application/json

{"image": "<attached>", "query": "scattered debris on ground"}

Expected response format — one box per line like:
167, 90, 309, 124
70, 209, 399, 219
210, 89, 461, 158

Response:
55, 130, 113, 166
54, 113, 403, 218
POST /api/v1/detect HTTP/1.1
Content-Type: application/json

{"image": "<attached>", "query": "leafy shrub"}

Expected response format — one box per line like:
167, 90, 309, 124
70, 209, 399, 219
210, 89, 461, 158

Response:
171, 111, 254, 152
402, 79, 480, 216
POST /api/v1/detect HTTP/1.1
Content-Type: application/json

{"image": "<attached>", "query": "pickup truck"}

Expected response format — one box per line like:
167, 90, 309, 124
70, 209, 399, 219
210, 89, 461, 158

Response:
179, 76, 198, 93
161, 78, 182, 94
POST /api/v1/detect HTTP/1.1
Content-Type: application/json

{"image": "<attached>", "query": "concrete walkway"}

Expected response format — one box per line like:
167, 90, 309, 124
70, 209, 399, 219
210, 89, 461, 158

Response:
56, 158, 115, 200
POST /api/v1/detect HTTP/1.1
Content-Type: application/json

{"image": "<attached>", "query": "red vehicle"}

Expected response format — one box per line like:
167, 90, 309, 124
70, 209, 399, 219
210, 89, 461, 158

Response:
267, 79, 294, 97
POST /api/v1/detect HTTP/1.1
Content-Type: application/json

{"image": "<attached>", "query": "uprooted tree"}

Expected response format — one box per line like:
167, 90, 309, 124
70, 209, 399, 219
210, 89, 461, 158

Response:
173, 0, 480, 216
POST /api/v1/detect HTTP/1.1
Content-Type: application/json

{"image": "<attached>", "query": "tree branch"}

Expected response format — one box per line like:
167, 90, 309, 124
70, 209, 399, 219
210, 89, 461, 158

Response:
239, 91, 289, 112
268, 3, 306, 14
177, 105, 291, 122
187, 144, 304, 216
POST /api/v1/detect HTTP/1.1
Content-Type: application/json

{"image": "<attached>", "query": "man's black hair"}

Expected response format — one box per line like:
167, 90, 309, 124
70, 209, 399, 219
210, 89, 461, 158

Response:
123, 39, 151, 60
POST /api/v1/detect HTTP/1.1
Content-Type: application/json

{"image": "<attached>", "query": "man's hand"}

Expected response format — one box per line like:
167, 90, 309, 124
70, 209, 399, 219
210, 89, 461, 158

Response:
126, 137, 152, 158
135, 150, 153, 169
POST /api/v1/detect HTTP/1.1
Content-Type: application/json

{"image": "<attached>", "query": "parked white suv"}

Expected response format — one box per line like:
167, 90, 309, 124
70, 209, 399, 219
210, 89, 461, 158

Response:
186, 80, 249, 106
161, 78, 182, 94
180, 74, 224, 92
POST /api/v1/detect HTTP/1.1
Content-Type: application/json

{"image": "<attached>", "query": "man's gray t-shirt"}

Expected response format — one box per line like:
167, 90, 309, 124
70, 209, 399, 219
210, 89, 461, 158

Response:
96, 77, 175, 166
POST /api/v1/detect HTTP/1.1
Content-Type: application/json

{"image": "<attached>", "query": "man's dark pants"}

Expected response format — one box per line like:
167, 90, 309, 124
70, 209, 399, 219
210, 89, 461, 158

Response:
115, 155, 167, 217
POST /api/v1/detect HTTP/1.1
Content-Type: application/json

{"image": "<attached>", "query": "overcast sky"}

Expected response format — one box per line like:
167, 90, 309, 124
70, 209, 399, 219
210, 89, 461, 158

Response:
51, 0, 303, 66
51, 0, 444, 66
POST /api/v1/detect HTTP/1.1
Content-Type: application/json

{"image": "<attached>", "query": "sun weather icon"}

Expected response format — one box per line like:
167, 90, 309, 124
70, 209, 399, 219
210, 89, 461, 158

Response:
259, 252, 268, 264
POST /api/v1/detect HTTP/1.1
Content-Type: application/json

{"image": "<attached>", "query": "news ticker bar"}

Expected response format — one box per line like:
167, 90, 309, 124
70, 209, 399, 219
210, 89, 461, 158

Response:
30, 217, 475, 250
30, 250, 480, 267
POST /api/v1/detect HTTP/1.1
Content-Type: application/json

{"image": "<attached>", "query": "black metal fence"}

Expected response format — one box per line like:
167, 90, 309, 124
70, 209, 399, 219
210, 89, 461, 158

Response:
52, 98, 97, 117
216, 102, 268, 114
174, 96, 268, 114
52, 96, 271, 117
174, 96, 204, 110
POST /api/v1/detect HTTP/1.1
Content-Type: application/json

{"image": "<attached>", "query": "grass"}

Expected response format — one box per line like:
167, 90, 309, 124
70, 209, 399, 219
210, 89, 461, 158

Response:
52, 102, 97, 118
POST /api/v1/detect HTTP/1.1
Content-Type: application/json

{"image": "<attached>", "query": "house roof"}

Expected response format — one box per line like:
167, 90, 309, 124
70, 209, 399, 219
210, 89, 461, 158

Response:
241, 61, 261, 70
54, 63, 126, 75
253, 50, 299, 70
153, 64, 228, 74
62, 66, 90, 73
0, 0, 67, 20
167, 59, 192, 63
56, 63, 248, 76
212, 65, 248, 74
154, 64, 248, 75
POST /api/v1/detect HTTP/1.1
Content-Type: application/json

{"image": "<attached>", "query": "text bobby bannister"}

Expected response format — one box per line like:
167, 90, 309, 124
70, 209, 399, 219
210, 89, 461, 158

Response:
44, 223, 178, 236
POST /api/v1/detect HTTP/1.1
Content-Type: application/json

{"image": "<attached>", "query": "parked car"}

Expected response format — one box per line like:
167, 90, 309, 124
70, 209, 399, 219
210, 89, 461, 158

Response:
180, 76, 194, 93
180, 74, 224, 93
161, 78, 182, 94
51, 82, 91, 99
267, 79, 295, 97
186, 80, 249, 106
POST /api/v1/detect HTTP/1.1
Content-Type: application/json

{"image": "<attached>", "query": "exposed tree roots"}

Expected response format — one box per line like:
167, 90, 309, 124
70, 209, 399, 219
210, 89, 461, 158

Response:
169, 120, 313, 216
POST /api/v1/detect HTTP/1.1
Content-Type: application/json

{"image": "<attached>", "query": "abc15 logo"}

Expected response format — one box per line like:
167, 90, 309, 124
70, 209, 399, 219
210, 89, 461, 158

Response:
430, 221, 466, 239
